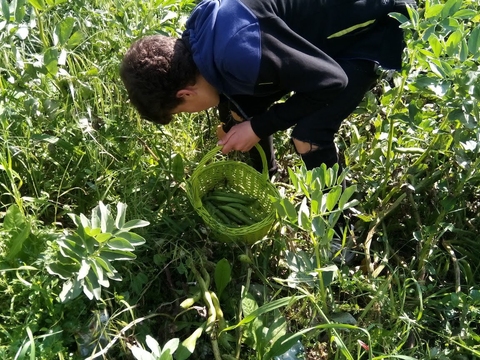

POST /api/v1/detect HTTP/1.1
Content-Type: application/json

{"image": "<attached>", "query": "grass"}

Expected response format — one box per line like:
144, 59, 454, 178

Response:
1, 0, 480, 359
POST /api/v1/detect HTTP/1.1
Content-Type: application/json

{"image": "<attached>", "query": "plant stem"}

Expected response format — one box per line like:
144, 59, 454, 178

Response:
235, 247, 253, 359
211, 337, 222, 360
442, 241, 461, 293
311, 234, 328, 314
363, 192, 406, 274
383, 50, 416, 197
33, 7, 49, 49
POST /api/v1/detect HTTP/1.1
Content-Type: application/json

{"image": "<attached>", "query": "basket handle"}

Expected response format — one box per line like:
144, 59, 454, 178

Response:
197, 143, 270, 180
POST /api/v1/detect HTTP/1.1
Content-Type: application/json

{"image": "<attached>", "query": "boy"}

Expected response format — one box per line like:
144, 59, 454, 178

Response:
121, 0, 416, 175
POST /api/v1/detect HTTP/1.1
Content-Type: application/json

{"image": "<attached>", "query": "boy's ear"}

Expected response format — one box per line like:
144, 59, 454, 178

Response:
176, 88, 196, 98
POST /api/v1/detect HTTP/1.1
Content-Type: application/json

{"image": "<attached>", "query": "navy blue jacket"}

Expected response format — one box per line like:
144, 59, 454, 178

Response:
182, 0, 415, 139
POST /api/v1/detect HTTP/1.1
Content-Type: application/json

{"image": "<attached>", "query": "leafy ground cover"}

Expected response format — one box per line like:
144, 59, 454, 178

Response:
0, 0, 479, 359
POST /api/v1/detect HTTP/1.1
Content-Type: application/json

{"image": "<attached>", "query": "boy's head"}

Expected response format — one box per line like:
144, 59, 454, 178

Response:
120, 35, 198, 124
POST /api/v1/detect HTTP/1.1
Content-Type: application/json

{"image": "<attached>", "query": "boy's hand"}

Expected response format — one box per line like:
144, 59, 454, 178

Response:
218, 121, 260, 154
216, 111, 243, 141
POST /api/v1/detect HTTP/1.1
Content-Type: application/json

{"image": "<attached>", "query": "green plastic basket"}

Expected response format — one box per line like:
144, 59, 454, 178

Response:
186, 144, 278, 244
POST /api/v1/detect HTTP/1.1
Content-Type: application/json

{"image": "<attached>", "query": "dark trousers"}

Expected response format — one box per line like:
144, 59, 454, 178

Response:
219, 59, 379, 173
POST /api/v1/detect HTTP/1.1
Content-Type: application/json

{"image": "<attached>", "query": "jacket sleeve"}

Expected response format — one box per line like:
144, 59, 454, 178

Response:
222, 17, 349, 139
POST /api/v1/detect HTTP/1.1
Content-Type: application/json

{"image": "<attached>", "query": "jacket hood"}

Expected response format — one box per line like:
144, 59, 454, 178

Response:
182, 1, 224, 92
182, 0, 261, 95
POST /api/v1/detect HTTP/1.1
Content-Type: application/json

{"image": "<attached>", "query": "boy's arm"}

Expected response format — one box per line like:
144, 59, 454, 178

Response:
251, 20, 348, 139
222, 18, 348, 140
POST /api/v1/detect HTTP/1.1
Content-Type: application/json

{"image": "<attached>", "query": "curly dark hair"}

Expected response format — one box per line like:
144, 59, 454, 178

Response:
120, 35, 198, 124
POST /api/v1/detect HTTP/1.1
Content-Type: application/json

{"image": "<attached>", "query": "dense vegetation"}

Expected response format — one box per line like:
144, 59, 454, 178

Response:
0, 0, 479, 359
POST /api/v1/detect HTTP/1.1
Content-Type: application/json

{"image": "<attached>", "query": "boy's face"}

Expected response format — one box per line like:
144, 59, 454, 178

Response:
171, 75, 219, 115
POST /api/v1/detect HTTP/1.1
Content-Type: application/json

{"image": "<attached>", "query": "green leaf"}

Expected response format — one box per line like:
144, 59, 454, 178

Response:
99, 201, 115, 233
272, 198, 286, 218
341, 199, 359, 211
266, 336, 302, 359
428, 34, 443, 58
115, 231, 146, 247
310, 189, 322, 214
161, 338, 179, 359
3, 204, 24, 230
320, 266, 337, 287
85, 269, 102, 300
298, 196, 311, 227
4, 206, 31, 260
241, 292, 258, 317
83, 235, 97, 255
91, 206, 101, 229
67, 213, 79, 228
324, 165, 334, 187
329, 312, 357, 325
326, 185, 342, 211
172, 153, 184, 182
298, 206, 310, 230
299, 178, 310, 198
468, 27, 480, 56
223, 296, 304, 333
389, 12, 409, 25
44, 47, 58, 75
46, 262, 77, 279
14, 0, 26, 23
428, 60, 448, 79
59, 278, 82, 303
336, 167, 349, 187
264, 316, 287, 348
214, 258, 231, 298
145, 335, 161, 358
118, 219, 150, 232
94, 256, 117, 277
74, 220, 87, 244
338, 185, 357, 210
53, 17, 74, 46
79, 213, 91, 228
85, 226, 101, 237
453, 9, 477, 19
445, 30, 462, 57
130, 346, 155, 360
107, 237, 135, 251
95, 232, 112, 243
115, 202, 127, 229
175, 324, 205, 360
330, 163, 340, 185
77, 260, 90, 280
287, 167, 299, 190
356, 213, 375, 222
27, 0, 46, 10
440, 0, 462, 18
91, 258, 109, 287
424, 3, 443, 19
312, 216, 326, 237
100, 249, 136, 261
459, 38, 468, 62
158, 349, 173, 360
58, 241, 83, 262
314, 165, 326, 189
66, 30, 84, 49
281, 198, 297, 222
2, 0, 10, 21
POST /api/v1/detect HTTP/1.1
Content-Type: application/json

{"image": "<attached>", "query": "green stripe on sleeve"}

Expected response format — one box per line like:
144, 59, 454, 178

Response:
327, 19, 376, 39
